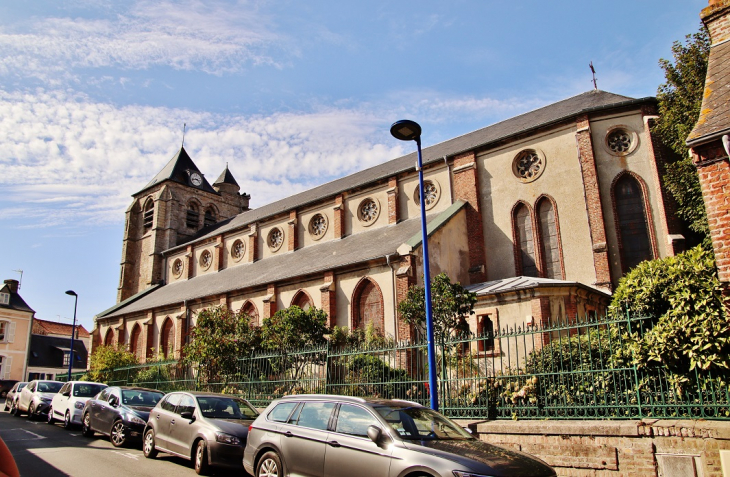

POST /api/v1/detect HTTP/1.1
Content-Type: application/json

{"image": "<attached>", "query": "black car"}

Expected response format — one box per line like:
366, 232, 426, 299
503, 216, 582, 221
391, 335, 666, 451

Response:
0, 380, 18, 399
81, 386, 164, 447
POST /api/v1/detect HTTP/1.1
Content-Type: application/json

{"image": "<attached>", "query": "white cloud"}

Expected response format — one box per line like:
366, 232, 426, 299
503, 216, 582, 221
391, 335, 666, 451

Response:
0, 88, 405, 231
0, 0, 283, 80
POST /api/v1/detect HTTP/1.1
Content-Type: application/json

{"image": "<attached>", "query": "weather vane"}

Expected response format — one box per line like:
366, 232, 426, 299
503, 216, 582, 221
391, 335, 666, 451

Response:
589, 62, 598, 90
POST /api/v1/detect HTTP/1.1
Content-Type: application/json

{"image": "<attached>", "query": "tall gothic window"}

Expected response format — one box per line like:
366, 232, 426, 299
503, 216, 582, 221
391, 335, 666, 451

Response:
352, 279, 384, 334
186, 203, 200, 229
204, 207, 216, 227
514, 204, 538, 277
614, 174, 653, 272
130, 324, 143, 360
537, 198, 563, 279
242, 302, 259, 326
291, 291, 313, 311
104, 328, 114, 346
143, 199, 154, 231
160, 319, 174, 358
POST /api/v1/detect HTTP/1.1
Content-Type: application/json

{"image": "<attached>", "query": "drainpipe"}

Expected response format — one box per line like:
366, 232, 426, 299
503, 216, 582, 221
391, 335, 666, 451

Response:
443, 156, 454, 204
385, 254, 399, 342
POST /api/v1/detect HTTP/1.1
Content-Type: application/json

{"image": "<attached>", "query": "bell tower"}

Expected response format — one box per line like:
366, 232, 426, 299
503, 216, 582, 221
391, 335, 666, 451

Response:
116, 147, 249, 303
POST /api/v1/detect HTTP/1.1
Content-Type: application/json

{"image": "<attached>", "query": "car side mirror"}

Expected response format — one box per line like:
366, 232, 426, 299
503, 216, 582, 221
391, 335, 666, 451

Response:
62, 391, 71, 397
180, 411, 194, 421
109, 396, 119, 407
367, 425, 382, 444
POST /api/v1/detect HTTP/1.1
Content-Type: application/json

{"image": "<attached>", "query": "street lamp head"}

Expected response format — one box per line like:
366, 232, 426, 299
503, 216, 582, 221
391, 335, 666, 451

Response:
65, 290, 77, 297
390, 119, 421, 142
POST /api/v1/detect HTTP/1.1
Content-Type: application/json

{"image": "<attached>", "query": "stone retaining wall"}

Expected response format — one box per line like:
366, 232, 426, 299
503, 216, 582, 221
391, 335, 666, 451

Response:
453, 419, 730, 477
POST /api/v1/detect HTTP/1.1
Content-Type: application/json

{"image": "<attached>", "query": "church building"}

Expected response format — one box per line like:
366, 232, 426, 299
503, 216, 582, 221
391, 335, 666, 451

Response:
93, 90, 684, 361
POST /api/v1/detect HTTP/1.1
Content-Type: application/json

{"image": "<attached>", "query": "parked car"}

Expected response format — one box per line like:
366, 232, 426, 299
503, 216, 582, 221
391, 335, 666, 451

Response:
81, 386, 164, 447
143, 391, 259, 475
3, 382, 26, 411
0, 380, 18, 399
48, 381, 108, 428
14, 380, 64, 419
244, 395, 557, 477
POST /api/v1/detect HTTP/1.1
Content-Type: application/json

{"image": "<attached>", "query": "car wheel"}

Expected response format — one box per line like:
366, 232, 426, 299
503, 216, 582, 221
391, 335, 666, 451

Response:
11, 400, 20, 416
27, 403, 36, 421
110, 420, 127, 447
47, 407, 55, 424
81, 413, 95, 437
143, 429, 158, 459
194, 440, 209, 475
256, 451, 282, 477
63, 411, 72, 429
0, 390, 7, 399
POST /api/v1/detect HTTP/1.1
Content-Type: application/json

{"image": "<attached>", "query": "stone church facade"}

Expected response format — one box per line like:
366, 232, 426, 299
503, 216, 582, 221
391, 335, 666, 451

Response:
93, 90, 684, 361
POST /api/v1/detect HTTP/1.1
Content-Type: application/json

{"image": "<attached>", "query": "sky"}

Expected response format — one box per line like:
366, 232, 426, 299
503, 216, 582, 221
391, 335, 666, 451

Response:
0, 0, 708, 333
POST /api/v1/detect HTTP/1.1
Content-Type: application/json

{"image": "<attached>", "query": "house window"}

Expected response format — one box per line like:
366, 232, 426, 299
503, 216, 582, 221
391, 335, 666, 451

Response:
477, 315, 494, 352
62, 351, 71, 367
537, 199, 562, 279
514, 204, 538, 277
0, 292, 9, 305
0, 321, 5, 342
204, 207, 216, 227
186, 203, 200, 229
143, 199, 154, 231
614, 174, 653, 272
0, 355, 4, 379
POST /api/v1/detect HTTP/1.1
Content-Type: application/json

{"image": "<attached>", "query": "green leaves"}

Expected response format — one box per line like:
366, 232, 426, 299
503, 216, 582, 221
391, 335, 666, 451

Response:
260, 306, 329, 351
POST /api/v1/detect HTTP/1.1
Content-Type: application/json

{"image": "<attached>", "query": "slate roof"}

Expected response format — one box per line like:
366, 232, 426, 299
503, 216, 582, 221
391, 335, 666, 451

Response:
213, 164, 240, 188
0, 282, 34, 313
28, 334, 88, 370
687, 39, 730, 145
101, 203, 469, 318
32, 318, 90, 338
136, 146, 217, 196
466, 276, 611, 297
165, 90, 652, 254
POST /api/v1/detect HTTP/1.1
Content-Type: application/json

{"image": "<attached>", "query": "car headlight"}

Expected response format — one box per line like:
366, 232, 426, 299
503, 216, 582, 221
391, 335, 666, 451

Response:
215, 432, 241, 446
75, 402, 85, 410
453, 472, 496, 477
126, 415, 146, 425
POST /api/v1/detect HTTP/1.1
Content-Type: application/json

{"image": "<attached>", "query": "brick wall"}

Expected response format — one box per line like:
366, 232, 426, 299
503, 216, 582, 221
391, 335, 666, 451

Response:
458, 419, 730, 477
388, 176, 399, 224
703, 0, 730, 43
452, 151, 488, 284
321, 271, 337, 327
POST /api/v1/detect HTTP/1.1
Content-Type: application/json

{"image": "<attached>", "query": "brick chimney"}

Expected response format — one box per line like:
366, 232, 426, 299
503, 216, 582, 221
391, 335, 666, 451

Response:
702, 0, 730, 43
3, 279, 19, 294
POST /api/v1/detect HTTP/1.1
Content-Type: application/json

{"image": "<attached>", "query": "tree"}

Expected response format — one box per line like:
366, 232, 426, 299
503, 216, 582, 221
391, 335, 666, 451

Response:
260, 305, 329, 351
653, 26, 711, 240
87, 344, 138, 382
397, 272, 477, 343
181, 306, 259, 384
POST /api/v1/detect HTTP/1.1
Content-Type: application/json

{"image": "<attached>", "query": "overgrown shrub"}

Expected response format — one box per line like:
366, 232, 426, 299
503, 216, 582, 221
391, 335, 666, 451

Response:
86, 344, 138, 382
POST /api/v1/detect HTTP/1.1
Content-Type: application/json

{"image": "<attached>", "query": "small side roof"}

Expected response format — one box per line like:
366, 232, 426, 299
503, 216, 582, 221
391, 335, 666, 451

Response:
466, 276, 611, 297
136, 146, 217, 196
687, 39, 730, 146
0, 282, 34, 313
213, 164, 240, 188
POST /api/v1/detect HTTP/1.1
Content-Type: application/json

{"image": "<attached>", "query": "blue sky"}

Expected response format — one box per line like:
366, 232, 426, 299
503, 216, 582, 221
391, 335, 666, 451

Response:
0, 0, 707, 332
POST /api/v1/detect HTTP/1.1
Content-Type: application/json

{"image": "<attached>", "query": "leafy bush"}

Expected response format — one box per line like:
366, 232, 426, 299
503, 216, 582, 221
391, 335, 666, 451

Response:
87, 344, 138, 382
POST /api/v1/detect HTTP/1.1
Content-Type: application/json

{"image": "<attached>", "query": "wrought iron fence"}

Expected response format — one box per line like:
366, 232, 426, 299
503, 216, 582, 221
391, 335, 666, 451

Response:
63, 312, 730, 420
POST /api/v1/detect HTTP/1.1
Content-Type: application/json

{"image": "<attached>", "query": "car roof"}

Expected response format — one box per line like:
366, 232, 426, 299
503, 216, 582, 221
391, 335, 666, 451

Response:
113, 386, 164, 393
166, 391, 248, 398
68, 381, 106, 385
273, 394, 424, 407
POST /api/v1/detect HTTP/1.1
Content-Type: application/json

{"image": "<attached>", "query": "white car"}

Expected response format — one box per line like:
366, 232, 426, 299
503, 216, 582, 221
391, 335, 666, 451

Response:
14, 380, 64, 419
48, 381, 108, 428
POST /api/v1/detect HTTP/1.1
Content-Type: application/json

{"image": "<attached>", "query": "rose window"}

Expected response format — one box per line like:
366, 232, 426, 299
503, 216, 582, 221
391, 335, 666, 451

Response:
200, 250, 212, 270
515, 151, 542, 181
268, 228, 284, 251
414, 180, 439, 208
231, 239, 245, 260
358, 199, 379, 224
172, 259, 184, 278
309, 214, 327, 238
607, 130, 632, 154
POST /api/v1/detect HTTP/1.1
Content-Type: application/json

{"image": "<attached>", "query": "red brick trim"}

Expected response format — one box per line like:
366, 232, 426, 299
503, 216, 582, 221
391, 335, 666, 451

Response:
290, 289, 314, 309
575, 115, 612, 290
214, 235, 224, 271
321, 271, 337, 327
452, 151, 487, 283
263, 283, 277, 319
351, 277, 385, 332
395, 255, 416, 342
387, 176, 399, 224
241, 300, 260, 326
534, 194, 566, 280
159, 317, 174, 358
288, 210, 298, 252
248, 226, 258, 263
334, 195, 344, 239
511, 200, 534, 276
531, 296, 551, 345
610, 171, 659, 275
130, 323, 142, 358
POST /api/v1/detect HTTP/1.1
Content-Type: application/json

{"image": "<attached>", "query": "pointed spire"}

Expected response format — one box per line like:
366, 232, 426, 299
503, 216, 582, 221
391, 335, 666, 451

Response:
135, 146, 216, 196
213, 163, 240, 188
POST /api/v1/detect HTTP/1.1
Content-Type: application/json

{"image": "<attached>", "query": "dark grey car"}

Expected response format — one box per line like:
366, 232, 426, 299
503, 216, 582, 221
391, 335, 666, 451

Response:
243, 395, 556, 477
143, 391, 259, 475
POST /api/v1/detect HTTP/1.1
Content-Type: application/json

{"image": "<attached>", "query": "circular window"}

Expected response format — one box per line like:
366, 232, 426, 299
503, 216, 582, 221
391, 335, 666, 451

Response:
231, 239, 246, 262
308, 213, 328, 240
512, 149, 545, 183
172, 258, 184, 278
267, 227, 284, 251
357, 198, 380, 226
199, 250, 213, 270
604, 126, 638, 157
413, 180, 441, 210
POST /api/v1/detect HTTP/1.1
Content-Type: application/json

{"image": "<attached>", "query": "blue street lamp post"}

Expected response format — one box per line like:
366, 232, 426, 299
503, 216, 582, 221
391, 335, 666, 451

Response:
390, 119, 439, 411
65, 290, 78, 381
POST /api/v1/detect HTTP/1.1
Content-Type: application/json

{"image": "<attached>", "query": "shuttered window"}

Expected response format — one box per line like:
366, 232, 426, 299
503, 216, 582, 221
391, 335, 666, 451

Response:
615, 175, 653, 272
515, 205, 538, 277
538, 200, 562, 279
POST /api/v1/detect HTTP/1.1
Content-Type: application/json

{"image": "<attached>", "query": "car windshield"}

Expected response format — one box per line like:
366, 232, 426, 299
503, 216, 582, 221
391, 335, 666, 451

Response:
37, 382, 63, 393
374, 405, 474, 441
17, 383, 27, 391
73, 384, 106, 398
197, 396, 259, 420
121, 390, 164, 407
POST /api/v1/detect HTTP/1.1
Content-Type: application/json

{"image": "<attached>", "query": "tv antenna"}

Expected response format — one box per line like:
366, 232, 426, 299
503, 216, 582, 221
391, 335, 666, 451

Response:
589, 62, 598, 90
182, 123, 187, 148
12, 269, 23, 290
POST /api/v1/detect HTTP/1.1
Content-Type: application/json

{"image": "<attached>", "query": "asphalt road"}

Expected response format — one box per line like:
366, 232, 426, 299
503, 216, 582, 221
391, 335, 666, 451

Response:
0, 399, 243, 477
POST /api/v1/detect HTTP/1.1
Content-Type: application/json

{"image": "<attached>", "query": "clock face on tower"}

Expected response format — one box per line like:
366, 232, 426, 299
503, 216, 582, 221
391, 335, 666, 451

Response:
189, 172, 203, 187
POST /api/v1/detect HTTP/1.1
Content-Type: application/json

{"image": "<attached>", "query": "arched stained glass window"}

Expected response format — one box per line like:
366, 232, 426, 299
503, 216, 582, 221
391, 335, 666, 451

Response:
537, 199, 562, 279
514, 204, 538, 277
615, 175, 653, 272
